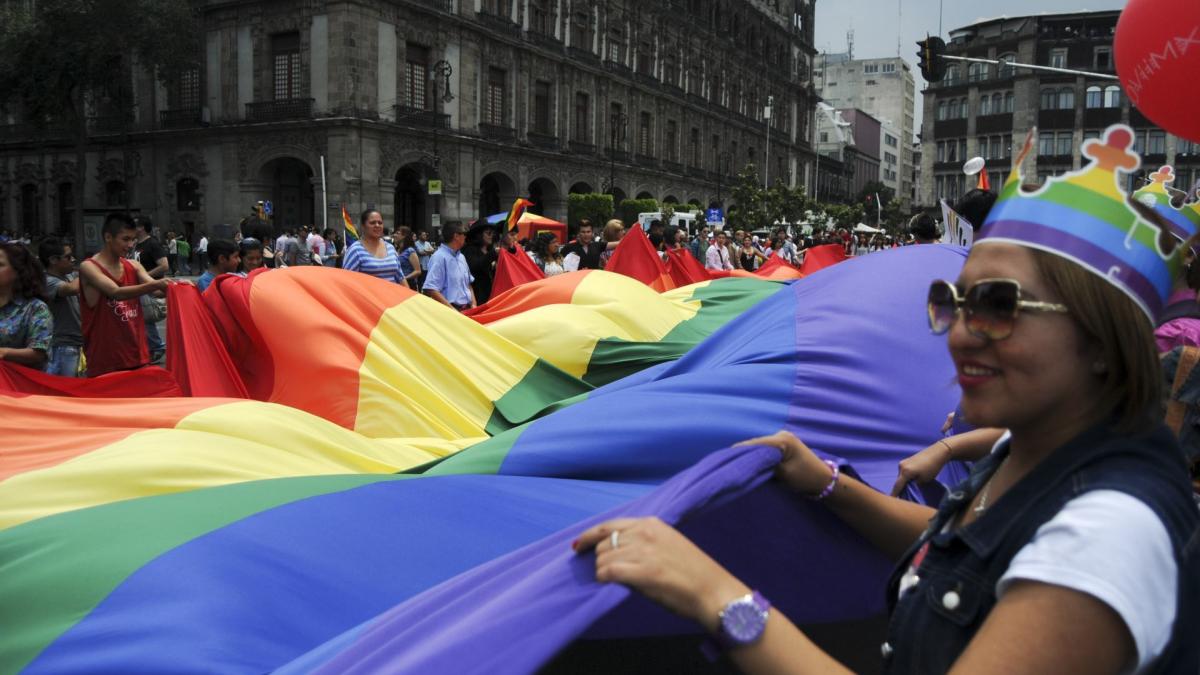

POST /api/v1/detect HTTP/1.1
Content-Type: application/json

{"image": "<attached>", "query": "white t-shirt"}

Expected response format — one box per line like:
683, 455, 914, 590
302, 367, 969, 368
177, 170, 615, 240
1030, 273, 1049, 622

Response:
997, 490, 1176, 674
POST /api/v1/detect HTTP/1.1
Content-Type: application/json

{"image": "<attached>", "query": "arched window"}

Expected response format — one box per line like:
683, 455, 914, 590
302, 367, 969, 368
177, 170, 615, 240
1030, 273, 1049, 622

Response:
1085, 86, 1103, 108
968, 62, 988, 82
1004, 91, 1014, 113
992, 92, 1003, 113
1040, 88, 1057, 110
1104, 85, 1121, 108
105, 180, 127, 207
1057, 87, 1074, 110
945, 66, 960, 85
980, 94, 991, 115
937, 100, 947, 121
177, 178, 200, 211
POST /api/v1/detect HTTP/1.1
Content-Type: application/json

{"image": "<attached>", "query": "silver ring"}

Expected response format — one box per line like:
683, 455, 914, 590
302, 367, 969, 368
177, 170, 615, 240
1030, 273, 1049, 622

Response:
610, 530, 620, 550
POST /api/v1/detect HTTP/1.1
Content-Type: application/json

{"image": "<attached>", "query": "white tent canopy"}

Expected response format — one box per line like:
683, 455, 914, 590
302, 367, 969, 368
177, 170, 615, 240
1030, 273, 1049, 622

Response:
853, 223, 884, 234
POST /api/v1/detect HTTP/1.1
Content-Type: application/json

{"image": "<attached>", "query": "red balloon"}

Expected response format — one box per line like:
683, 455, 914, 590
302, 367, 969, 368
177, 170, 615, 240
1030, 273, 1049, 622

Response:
1115, 0, 1200, 143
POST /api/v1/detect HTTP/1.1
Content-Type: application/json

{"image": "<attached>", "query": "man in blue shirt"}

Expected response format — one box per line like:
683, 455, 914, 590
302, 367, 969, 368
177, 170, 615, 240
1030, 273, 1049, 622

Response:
422, 222, 475, 310
196, 239, 241, 293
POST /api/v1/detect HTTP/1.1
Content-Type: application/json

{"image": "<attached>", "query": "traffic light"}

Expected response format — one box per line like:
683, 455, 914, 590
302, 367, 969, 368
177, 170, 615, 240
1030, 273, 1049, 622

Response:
916, 36, 947, 82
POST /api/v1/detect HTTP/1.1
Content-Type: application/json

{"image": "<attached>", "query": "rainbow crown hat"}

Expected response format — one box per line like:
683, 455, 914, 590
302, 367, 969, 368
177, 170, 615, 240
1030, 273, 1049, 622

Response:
977, 124, 1184, 323
1131, 165, 1200, 243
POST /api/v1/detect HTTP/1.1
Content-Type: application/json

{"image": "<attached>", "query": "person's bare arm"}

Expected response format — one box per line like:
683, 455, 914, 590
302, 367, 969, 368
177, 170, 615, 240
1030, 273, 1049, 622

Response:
54, 277, 80, 296
406, 252, 422, 281
79, 261, 166, 301
741, 431, 934, 561
0, 346, 47, 369
145, 256, 169, 279
424, 288, 455, 308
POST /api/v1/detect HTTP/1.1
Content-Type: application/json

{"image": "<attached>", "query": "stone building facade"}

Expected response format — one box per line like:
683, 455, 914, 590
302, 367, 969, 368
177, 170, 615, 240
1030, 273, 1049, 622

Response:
0, 0, 819, 250
814, 54, 916, 205
920, 10, 1199, 210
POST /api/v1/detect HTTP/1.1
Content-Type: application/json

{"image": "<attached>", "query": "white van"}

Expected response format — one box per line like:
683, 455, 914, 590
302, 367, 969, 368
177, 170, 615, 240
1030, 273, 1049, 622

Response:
637, 211, 699, 235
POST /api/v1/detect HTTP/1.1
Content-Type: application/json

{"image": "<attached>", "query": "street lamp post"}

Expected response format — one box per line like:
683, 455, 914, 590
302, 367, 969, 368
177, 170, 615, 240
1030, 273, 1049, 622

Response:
426, 60, 453, 230
763, 95, 774, 189
604, 110, 629, 195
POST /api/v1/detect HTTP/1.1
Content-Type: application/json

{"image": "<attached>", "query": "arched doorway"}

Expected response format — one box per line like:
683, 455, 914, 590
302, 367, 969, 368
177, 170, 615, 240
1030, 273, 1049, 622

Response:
527, 177, 563, 220
636, 191, 655, 200
260, 158, 314, 232
609, 187, 627, 204
568, 181, 593, 195
663, 195, 679, 204
395, 165, 428, 232
479, 171, 517, 221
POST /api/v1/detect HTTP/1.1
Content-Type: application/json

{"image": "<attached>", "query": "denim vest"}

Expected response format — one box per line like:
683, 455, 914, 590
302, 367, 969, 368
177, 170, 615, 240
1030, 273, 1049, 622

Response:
881, 422, 1199, 674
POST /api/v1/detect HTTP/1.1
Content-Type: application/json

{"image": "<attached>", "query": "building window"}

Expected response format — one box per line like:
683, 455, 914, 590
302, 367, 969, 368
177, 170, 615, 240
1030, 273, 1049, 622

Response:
1094, 46, 1112, 71
690, 127, 701, 166
864, 63, 878, 73
665, 120, 678, 162
573, 92, 590, 142
980, 95, 991, 116
638, 40, 654, 76
168, 67, 201, 110
820, 131, 829, 143
1085, 85, 1102, 109
606, 27, 623, 63
482, 0, 512, 17
968, 62, 988, 82
1056, 132, 1072, 157
105, 180, 127, 207
945, 66, 960, 85
1049, 48, 1067, 69
1003, 91, 1014, 113
978, 137, 990, 159
532, 80, 552, 134
1103, 85, 1121, 108
571, 10, 592, 50
959, 139, 967, 161
271, 32, 302, 100
1040, 88, 1057, 110
177, 178, 200, 211
530, 0, 551, 35
1057, 88, 1074, 110
883, 62, 896, 73
1038, 134, 1055, 157
485, 67, 507, 126
884, 151, 897, 164
946, 139, 959, 163
1147, 130, 1166, 155
997, 53, 1016, 78
936, 101, 947, 121
405, 45, 430, 110
639, 112, 653, 155
936, 141, 945, 162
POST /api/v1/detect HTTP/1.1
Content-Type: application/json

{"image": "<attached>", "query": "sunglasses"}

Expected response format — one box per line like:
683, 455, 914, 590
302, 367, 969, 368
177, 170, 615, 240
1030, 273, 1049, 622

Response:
927, 278, 1069, 341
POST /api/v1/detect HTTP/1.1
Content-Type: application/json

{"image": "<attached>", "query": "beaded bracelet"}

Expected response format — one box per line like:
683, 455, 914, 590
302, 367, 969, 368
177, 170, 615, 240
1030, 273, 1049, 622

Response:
813, 459, 840, 501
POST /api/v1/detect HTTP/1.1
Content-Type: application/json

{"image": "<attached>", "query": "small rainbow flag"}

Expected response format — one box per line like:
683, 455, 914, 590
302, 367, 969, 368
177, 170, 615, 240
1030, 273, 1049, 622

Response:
342, 204, 359, 245
506, 198, 534, 232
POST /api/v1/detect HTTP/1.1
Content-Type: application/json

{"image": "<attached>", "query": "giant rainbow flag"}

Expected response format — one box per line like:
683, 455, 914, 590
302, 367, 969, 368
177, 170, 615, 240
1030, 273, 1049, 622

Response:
1, 245, 969, 673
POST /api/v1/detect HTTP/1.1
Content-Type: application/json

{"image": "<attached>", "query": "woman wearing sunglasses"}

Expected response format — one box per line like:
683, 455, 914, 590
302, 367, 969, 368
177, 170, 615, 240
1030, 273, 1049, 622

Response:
576, 126, 1198, 674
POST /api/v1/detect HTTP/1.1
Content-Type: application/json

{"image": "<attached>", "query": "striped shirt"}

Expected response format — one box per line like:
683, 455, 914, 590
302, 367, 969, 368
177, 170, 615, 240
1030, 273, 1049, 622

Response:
342, 240, 403, 284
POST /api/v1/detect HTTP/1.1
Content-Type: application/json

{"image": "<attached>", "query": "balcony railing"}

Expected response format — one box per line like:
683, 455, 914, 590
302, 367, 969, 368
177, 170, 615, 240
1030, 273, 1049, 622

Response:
393, 105, 450, 128
526, 130, 559, 150
527, 30, 562, 50
685, 166, 707, 178
412, 0, 452, 12
567, 45, 599, 64
604, 60, 632, 76
246, 98, 314, 122
479, 122, 517, 141
635, 72, 659, 87
476, 11, 521, 36
605, 148, 629, 162
89, 115, 133, 134
663, 160, 684, 173
159, 109, 204, 130
635, 153, 658, 166
568, 140, 597, 155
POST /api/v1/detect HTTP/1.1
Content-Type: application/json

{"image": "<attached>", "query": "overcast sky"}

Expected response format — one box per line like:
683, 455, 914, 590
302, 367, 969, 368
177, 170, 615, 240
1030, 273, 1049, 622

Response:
814, 0, 1127, 137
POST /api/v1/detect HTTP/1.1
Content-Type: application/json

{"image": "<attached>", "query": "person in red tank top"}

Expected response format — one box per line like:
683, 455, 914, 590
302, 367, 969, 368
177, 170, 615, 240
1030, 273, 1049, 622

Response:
78, 213, 169, 376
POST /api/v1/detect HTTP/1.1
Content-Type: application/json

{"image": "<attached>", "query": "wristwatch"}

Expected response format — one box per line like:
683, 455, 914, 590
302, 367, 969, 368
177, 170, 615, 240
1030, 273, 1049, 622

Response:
715, 590, 771, 648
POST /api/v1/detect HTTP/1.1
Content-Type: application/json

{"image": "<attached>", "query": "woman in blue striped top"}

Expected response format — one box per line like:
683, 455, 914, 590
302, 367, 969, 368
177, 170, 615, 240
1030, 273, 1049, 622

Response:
342, 209, 403, 284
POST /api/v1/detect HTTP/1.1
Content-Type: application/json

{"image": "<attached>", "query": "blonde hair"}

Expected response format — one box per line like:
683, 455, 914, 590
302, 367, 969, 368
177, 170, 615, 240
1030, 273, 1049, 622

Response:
1031, 250, 1162, 432
602, 219, 625, 243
